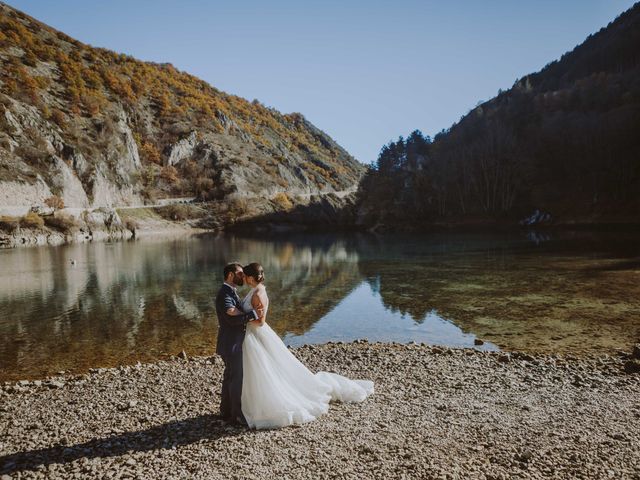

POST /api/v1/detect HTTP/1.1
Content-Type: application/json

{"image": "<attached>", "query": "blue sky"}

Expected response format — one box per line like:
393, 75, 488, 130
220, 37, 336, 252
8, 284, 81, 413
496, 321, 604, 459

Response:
7, 0, 637, 164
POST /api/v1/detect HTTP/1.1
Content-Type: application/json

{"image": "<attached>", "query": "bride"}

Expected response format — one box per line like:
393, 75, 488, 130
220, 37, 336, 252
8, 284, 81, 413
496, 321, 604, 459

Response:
238, 262, 374, 429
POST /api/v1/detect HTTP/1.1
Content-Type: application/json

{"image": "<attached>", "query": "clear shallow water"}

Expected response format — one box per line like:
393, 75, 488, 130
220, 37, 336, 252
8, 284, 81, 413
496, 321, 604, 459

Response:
0, 231, 639, 381
284, 282, 498, 350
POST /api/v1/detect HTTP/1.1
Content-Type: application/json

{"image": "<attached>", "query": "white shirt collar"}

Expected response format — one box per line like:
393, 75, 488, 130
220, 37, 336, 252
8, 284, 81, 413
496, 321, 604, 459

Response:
223, 282, 237, 291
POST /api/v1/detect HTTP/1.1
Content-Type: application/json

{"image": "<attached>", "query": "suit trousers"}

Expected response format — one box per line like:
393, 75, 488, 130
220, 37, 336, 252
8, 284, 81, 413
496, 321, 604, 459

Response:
220, 349, 244, 421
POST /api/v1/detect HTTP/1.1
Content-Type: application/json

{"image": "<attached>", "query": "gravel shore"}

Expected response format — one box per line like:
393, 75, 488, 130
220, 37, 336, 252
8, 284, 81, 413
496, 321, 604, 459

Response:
1, 342, 639, 479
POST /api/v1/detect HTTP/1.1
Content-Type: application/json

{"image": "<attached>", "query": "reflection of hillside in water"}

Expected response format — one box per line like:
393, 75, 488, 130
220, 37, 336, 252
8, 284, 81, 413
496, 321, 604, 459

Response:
0, 234, 360, 381
3, 231, 638, 380
255, 236, 361, 336
356, 232, 640, 354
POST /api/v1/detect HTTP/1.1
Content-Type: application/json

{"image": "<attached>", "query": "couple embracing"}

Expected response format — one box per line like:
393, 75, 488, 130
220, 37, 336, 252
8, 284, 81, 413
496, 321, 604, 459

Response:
215, 262, 374, 429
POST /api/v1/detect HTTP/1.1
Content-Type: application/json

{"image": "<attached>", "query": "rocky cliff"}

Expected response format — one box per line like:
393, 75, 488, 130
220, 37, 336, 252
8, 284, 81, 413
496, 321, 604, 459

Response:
0, 3, 364, 219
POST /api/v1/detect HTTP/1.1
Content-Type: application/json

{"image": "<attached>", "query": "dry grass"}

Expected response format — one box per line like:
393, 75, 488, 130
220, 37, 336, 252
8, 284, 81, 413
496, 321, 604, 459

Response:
44, 213, 78, 233
272, 192, 294, 211
0, 215, 20, 233
20, 211, 44, 229
123, 218, 138, 232
156, 204, 202, 221
44, 195, 64, 210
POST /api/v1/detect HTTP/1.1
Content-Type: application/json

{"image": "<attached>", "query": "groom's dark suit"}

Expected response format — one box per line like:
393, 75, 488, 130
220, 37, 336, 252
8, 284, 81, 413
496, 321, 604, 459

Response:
215, 283, 258, 422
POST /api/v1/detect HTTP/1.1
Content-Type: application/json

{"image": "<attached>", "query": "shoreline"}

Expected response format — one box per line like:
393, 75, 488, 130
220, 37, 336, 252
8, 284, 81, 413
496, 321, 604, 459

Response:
3, 212, 640, 250
0, 341, 636, 385
1, 342, 639, 479
0, 219, 211, 250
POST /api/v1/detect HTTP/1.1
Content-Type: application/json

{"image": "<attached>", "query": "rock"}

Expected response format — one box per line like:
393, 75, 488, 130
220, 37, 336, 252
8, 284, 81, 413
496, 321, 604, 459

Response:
474, 339, 484, 346
520, 209, 553, 226
632, 344, 640, 360
624, 360, 640, 374
515, 449, 534, 463
512, 352, 535, 362
167, 131, 198, 167
0, 342, 638, 479
49, 155, 90, 208
497, 354, 511, 364
177, 350, 188, 361
48, 380, 65, 389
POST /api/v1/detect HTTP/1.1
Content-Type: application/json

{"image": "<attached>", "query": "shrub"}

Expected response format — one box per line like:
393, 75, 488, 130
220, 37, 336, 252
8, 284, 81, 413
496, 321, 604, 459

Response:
124, 218, 139, 233
276, 178, 289, 188
0, 215, 20, 233
183, 160, 200, 178
140, 142, 162, 164
44, 213, 78, 233
195, 177, 214, 199
2, 78, 18, 96
140, 166, 157, 186
158, 204, 197, 221
20, 211, 44, 229
82, 69, 103, 89
142, 186, 159, 203
228, 197, 249, 220
50, 109, 66, 128
82, 91, 106, 117
24, 50, 38, 67
44, 195, 64, 210
272, 192, 293, 211
160, 165, 179, 184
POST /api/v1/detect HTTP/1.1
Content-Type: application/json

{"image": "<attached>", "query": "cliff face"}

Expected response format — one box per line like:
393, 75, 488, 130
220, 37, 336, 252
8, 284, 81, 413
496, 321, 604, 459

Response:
0, 3, 364, 213
357, 4, 640, 229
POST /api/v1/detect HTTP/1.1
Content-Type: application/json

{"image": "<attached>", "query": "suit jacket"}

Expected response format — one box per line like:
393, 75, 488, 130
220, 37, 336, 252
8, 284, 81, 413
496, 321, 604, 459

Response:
215, 284, 257, 357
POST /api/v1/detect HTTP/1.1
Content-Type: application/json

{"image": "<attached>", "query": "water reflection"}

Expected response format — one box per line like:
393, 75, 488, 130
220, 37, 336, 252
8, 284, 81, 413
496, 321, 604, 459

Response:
355, 232, 640, 355
1, 230, 639, 381
284, 282, 498, 350
0, 234, 363, 381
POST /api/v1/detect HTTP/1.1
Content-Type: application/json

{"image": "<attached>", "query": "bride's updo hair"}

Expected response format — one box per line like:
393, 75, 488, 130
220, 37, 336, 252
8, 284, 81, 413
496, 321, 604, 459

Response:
243, 262, 265, 283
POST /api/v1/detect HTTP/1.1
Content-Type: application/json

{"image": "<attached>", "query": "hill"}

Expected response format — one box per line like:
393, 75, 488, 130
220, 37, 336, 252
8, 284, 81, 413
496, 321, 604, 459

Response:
357, 4, 640, 229
0, 2, 363, 221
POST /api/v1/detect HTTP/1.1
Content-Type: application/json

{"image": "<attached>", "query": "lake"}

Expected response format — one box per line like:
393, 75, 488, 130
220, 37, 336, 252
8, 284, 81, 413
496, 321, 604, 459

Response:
1, 231, 639, 381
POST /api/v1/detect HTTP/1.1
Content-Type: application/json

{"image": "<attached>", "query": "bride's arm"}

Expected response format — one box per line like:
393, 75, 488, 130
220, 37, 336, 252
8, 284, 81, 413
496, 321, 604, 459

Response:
250, 287, 268, 326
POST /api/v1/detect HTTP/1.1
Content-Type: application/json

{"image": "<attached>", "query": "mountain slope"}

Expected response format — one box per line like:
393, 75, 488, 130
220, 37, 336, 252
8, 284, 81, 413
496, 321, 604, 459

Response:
0, 2, 364, 212
357, 3, 640, 228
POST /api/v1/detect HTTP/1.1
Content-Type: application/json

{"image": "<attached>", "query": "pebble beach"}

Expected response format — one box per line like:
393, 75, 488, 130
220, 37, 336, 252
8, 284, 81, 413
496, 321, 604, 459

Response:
1, 342, 639, 479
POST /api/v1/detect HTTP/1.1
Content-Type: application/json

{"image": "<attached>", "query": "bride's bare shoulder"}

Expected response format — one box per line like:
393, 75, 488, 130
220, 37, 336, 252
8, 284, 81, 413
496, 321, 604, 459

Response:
254, 284, 268, 300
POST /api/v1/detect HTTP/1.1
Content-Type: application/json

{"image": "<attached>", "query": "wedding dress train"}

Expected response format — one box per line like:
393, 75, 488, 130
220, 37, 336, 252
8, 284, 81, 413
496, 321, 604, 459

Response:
240, 287, 374, 429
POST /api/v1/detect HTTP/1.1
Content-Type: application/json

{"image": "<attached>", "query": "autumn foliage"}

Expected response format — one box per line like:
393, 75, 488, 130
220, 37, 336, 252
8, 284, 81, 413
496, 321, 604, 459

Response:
44, 195, 65, 210
0, 4, 362, 199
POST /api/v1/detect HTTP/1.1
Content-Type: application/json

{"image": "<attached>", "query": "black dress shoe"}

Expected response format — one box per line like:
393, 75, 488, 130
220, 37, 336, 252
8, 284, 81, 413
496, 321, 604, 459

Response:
220, 416, 234, 425
233, 415, 248, 426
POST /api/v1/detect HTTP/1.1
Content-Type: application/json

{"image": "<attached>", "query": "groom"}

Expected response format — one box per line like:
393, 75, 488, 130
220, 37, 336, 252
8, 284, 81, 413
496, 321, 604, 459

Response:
215, 262, 261, 425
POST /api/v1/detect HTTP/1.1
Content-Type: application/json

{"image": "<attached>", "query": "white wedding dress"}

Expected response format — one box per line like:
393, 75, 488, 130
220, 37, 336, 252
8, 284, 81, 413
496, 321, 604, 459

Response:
240, 285, 374, 429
